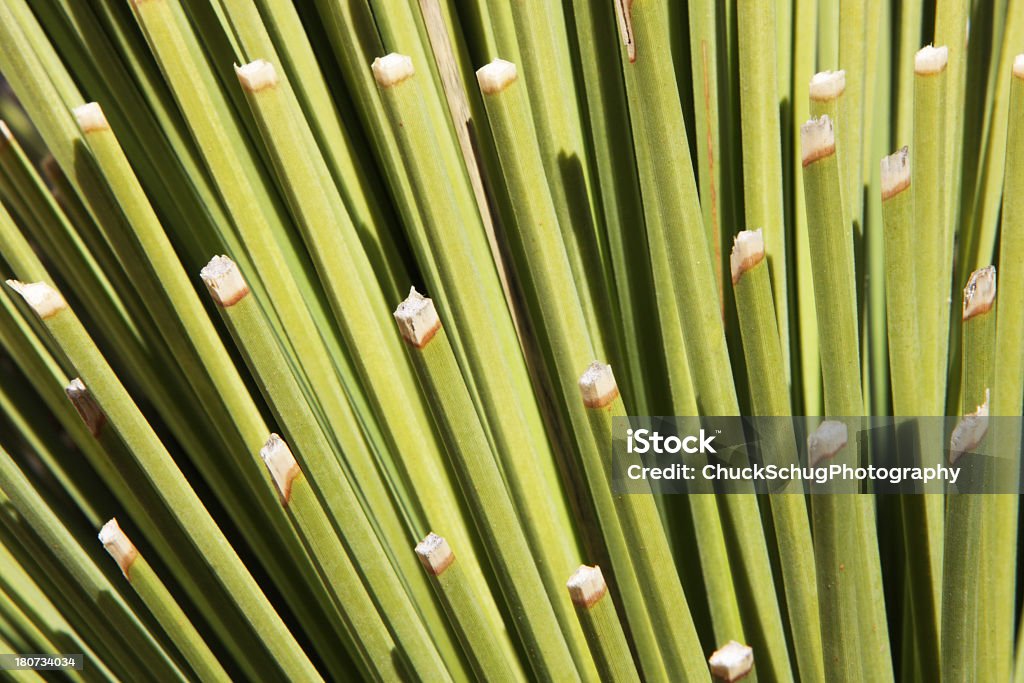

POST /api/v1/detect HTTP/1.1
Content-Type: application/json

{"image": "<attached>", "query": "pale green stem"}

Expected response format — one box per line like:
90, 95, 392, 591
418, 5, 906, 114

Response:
0, 123, 205, 451
570, 0, 653, 411
894, 0, 924, 146
793, 0, 821, 414
0, 533, 115, 681
880, 149, 941, 681
580, 363, 709, 681
911, 47, 950, 417
74, 99, 293, 533
688, 0, 725, 302
199, 257, 460, 680
777, 0, 793, 116
70, 104, 356, 678
256, 436, 406, 681
686, 495, 747, 659
234, 59, 470, 580
131, 0, 390, 475
318, 0, 530, 437
605, 0, 699, 416
567, 565, 641, 683
807, 68, 867, 431
0, 129, 141, 358
505, 0, 614, 361
416, 534, 522, 682
808, 71, 849, 241
0, 449, 184, 681
0, 634, 44, 683
395, 290, 579, 681
878, 150, 919, 399
989, 60, 1024, 683
0, 372, 99, 526
6, 280, 320, 681
934, 2, 968, 414
731, 231, 824, 683
475, 56, 681, 680
943, 266, 995, 681
616, 16, 790, 675
64, 377, 288, 682
934, 0, 969, 255
864, 1, 891, 417
960, 0, 1024, 285
976, 279, 1012, 683
800, 117, 860, 394
908, 58, 956, 670
97, 520, 231, 683
616, 0, 739, 415
417, 0, 523, 343
817, 0, 839, 68
859, 0, 884, 187
374, 53, 583, 634
739, 0, 790, 377
217, 0, 408, 299
956, 0, 1007, 276
801, 115, 892, 682
837, 0, 867, 233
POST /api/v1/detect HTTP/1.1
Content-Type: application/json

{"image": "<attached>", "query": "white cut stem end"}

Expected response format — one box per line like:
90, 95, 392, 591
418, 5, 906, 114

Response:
476, 59, 518, 95
1014, 54, 1024, 79
235, 59, 279, 92
394, 287, 440, 348
709, 640, 754, 682
73, 102, 110, 134
0, 121, 10, 143
808, 420, 848, 467
415, 532, 454, 576
579, 361, 619, 409
730, 229, 765, 284
962, 266, 996, 321
881, 147, 911, 200
259, 434, 302, 506
99, 518, 138, 580
800, 115, 836, 166
66, 378, 106, 437
915, 45, 949, 75
372, 54, 414, 88
809, 70, 846, 101
950, 391, 990, 464
200, 256, 249, 307
567, 565, 607, 608
6, 280, 67, 319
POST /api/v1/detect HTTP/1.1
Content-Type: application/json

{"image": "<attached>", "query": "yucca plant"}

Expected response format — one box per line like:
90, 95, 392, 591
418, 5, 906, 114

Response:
0, 0, 1020, 681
